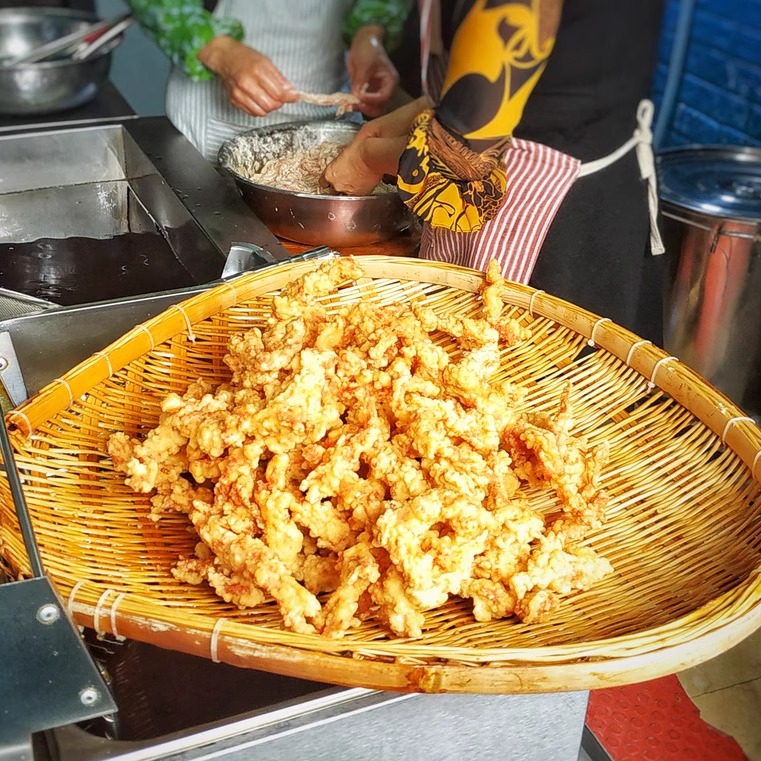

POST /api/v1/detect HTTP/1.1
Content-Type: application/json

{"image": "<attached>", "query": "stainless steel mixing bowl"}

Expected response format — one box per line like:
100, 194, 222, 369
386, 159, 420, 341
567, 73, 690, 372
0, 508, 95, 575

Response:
0, 8, 117, 115
218, 121, 413, 248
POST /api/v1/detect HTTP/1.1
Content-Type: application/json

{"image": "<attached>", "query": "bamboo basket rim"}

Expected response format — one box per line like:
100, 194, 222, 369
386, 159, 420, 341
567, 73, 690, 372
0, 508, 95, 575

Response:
2, 255, 761, 694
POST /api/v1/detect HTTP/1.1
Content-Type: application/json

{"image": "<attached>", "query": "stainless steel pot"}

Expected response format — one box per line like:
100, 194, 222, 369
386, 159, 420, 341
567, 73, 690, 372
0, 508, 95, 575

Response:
218, 121, 413, 248
659, 145, 761, 419
0, 8, 118, 115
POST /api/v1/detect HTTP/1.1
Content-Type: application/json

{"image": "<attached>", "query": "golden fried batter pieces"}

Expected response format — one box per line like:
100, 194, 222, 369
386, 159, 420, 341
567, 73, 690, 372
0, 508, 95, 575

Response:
109, 257, 612, 639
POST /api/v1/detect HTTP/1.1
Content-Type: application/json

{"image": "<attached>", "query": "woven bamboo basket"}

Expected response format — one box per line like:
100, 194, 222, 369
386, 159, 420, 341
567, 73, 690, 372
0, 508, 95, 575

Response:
2, 255, 761, 694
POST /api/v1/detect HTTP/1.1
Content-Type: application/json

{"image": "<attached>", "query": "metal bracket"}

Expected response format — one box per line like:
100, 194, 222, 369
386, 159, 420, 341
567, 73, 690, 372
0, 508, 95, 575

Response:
0, 406, 116, 753
0, 577, 117, 752
0, 331, 29, 408
221, 242, 337, 280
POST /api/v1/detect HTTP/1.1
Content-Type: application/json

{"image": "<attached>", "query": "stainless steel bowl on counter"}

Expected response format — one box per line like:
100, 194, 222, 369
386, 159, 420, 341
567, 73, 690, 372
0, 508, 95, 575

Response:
218, 120, 413, 248
0, 8, 118, 115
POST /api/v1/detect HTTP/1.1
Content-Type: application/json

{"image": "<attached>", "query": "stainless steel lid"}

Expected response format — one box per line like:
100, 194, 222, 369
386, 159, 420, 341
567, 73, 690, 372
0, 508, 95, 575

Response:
657, 145, 761, 223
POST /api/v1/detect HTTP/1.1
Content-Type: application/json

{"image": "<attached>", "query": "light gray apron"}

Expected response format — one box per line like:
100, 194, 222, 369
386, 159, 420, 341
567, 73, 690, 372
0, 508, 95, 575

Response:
166, 0, 354, 161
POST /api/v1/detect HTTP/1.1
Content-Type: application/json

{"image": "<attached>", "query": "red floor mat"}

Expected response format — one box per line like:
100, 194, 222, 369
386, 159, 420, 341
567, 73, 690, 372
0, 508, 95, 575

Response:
586, 675, 748, 760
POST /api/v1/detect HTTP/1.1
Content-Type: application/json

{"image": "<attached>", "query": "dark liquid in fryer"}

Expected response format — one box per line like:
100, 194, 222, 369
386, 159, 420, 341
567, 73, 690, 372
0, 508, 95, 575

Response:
0, 232, 199, 307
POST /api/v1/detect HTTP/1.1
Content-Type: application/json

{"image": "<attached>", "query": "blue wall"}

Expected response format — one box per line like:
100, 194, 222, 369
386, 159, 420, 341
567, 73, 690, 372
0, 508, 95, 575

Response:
651, 0, 761, 147
97, 0, 169, 115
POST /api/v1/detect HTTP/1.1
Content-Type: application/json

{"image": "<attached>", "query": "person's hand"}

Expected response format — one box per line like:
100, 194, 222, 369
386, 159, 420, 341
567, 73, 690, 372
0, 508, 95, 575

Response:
347, 25, 399, 118
321, 114, 416, 196
321, 125, 384, 196
197, 36, 297, 117
322, 98, 432, 195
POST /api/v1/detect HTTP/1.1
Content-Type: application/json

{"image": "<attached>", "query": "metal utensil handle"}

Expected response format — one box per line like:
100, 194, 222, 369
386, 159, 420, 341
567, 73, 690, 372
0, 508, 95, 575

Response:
2, 14, 129, 66
0, 414, 44, 577
71, 16, 134, 61
221, 243, 337, 280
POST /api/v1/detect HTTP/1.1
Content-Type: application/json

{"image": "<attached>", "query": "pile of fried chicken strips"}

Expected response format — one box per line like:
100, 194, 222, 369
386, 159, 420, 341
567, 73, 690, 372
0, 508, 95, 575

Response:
109, 258, 612, 639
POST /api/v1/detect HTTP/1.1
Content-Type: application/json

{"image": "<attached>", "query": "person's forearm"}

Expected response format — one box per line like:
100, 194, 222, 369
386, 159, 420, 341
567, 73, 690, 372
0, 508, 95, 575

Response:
397, 95, 434, 131
396, 1, 565, 232
375, 95, 433, 137
126, 0, 244, 81
437, 0, 563, 147
359, 136, 409, 177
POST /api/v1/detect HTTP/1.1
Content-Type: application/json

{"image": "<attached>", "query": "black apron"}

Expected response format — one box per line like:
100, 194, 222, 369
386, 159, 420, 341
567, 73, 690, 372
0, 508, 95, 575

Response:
517, 0, 667, 344
397, 0, 667, 343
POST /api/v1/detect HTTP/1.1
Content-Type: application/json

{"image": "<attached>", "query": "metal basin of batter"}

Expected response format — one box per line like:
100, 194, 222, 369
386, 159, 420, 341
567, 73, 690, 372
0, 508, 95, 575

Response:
218, 120, 413, 248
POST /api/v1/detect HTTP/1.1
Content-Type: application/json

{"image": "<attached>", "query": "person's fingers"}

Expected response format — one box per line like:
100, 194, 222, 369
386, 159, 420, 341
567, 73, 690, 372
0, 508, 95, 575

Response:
350, 79, 370, 99
375, 80, 396, 100
358, 89, 390, 118
228, 69, 292, 115
254, 83, 285, 110
248, 57, 293, 98
228, 84, 282, 116
214, 46, 298, 116
360, 90, 385, 105
354, 67, 397, 101
346, 56, 358, 82
230, 94, 269, 117
257, 71, 292, 101
318, 171, 332, 191
322, 162, 355, 194
322, 162, 337, 186
358, 103, 384, 119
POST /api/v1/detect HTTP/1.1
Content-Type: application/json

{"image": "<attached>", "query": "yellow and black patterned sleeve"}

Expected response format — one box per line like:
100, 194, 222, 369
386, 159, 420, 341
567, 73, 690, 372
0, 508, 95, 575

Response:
397, 0, 562, 232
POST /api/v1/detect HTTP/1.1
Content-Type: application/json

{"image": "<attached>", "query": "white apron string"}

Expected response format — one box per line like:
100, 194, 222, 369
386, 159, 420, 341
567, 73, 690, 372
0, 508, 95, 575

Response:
577, 99, 665, 255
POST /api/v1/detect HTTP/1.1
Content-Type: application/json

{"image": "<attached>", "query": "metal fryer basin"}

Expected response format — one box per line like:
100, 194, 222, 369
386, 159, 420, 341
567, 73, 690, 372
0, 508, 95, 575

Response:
0, 118, 289, 308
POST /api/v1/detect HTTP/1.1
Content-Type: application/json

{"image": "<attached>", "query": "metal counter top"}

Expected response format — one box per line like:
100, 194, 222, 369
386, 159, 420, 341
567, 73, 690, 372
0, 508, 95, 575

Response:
0, 82, 134, 134
42, 686, 591, 761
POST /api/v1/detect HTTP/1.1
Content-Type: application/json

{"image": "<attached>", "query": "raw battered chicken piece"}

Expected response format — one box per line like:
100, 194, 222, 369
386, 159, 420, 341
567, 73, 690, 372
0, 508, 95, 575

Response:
293, 90, 360, 117
252, 141, 346, 194
244, 136, 394, 196
110, 257, 613, 639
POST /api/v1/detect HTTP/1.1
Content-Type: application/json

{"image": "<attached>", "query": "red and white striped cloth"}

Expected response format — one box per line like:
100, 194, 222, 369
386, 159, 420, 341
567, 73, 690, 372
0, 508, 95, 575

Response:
417, 0, 580, 282
420, 138, 581, 283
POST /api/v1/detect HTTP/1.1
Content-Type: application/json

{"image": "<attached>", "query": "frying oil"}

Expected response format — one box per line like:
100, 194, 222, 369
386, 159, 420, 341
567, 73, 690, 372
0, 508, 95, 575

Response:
0, 231, 198, 306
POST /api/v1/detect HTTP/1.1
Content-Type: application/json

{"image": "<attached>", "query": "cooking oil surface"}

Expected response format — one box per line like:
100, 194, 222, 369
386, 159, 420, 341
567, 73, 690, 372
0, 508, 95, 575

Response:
0, 231, 198, 306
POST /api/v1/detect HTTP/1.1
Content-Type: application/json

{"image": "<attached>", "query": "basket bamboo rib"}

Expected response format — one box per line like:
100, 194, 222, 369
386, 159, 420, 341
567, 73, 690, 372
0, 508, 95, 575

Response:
2, 255, 761, 694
